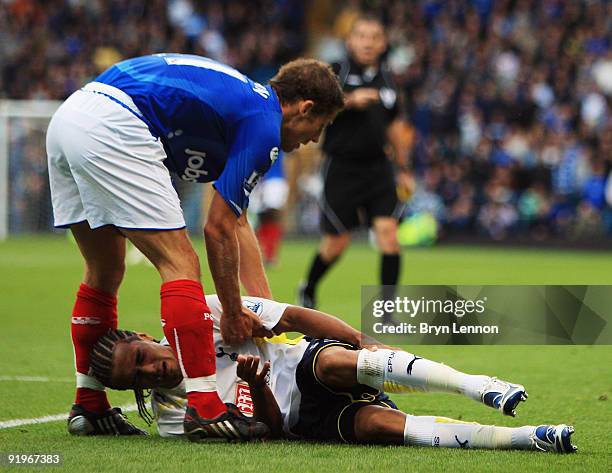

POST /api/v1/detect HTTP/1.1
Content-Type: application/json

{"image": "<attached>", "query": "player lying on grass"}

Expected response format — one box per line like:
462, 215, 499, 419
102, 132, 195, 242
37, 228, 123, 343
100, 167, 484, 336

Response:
89, 295, 576, 452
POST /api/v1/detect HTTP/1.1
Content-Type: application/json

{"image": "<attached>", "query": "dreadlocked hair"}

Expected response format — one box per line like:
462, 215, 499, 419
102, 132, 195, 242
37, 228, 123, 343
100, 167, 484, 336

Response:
89, 329, 154, 426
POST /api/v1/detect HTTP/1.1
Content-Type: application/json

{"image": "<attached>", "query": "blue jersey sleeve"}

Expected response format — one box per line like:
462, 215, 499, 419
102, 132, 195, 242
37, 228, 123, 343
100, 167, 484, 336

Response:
213, 112, 281, 216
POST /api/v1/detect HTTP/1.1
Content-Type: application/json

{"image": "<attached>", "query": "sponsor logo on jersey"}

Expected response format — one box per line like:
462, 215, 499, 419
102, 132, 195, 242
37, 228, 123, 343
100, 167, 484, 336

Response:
235, 383, 254, 417
181, 148, 209, 182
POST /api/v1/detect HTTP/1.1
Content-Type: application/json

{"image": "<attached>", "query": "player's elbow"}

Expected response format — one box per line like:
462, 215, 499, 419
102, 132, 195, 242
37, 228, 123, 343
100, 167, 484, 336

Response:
273, 306, 298, 334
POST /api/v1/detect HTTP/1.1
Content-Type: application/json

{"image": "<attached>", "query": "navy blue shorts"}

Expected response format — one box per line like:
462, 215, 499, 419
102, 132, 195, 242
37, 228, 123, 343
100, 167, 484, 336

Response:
291, 338, 398, 443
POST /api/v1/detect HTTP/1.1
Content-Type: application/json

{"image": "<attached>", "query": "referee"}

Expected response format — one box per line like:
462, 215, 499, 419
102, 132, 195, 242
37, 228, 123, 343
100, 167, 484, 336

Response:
299, 14, 412, 312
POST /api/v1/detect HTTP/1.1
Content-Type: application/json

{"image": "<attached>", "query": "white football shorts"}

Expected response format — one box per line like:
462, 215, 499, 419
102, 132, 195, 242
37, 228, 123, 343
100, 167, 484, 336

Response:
46, 82, 185, 230
249, 177, 289, 213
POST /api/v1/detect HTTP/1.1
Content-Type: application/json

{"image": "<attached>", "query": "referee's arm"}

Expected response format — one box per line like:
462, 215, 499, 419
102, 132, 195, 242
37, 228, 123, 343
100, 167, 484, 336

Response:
387, 119, 414, 197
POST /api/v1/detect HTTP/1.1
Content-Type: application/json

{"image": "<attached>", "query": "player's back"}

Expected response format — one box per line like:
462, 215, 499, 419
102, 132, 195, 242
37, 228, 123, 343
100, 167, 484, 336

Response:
95, 53, 282, 183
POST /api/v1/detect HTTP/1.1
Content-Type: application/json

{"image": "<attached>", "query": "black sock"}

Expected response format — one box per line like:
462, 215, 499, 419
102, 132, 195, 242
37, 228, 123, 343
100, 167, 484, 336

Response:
381, 254, 400, 322
381, 253, 400, 287
304, 253, 334, 294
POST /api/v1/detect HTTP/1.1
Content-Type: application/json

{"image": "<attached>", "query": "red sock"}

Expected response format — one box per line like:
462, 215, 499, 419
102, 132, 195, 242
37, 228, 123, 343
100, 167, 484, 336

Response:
267, 221, 283, 262
256, 224, 271, 260
258, 221, 283, 262
71, 283, 117, 413
161, 279, 226, 419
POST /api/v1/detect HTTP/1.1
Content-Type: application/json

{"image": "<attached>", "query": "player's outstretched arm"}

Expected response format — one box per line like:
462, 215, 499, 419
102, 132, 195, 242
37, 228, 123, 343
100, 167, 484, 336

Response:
236, 355, 283, 439
274, 306, 364, 346
236, 213, 272, 298
205, 190, 266, 344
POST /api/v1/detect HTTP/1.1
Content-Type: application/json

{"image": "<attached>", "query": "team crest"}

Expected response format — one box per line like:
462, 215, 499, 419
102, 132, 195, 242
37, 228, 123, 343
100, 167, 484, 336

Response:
243, 299, 263, 315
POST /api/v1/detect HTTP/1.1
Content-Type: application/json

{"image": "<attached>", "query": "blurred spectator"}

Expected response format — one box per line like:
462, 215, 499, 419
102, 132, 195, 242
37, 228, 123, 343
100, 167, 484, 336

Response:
339, 0, 612, 241
1, 0, 305, 236
2, 0, 611, 242
1, 0, 306, 100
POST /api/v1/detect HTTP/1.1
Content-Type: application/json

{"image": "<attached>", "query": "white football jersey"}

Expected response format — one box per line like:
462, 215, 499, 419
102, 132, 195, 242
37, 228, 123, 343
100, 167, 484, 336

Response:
152, 294, 309, 438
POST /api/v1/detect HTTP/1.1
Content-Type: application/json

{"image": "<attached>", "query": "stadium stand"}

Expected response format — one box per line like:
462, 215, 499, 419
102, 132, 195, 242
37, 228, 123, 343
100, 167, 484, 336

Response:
1, 0, 610, 242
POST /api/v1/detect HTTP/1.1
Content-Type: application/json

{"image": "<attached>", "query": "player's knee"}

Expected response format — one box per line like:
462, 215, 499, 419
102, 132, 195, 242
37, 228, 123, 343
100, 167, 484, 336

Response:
375, 224, 400, 253
315, 350, 338, 385
315, 348, 357, 387
321, 234, 351, 261
354, 407, 390, 442
173, 246, 200, 277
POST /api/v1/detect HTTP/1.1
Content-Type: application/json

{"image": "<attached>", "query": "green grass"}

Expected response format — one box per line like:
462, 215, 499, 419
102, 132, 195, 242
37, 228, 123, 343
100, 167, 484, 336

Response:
0, 236, 611, 472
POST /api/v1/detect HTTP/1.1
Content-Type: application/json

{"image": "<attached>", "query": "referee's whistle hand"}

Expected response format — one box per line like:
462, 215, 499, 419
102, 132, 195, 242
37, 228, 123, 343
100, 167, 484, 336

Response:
346, 88, 379, 109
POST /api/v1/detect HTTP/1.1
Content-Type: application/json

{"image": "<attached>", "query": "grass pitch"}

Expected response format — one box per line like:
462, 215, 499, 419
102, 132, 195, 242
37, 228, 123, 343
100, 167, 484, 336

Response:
0, 236, 611, 472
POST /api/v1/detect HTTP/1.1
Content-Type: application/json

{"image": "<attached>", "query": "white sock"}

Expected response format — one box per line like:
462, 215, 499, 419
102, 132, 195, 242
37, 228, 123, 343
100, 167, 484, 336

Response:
357, 348, 489, 401
403, 415, 535, 450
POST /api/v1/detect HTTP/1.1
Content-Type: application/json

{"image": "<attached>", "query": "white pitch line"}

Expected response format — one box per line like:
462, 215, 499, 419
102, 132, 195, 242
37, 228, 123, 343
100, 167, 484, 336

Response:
0, 375, 73, 383
0, 403, 138, 429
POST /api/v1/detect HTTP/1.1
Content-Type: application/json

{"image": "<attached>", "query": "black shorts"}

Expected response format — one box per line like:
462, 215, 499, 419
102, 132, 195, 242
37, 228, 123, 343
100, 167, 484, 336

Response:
320, 158, 402, 235
291, 338, 398, 443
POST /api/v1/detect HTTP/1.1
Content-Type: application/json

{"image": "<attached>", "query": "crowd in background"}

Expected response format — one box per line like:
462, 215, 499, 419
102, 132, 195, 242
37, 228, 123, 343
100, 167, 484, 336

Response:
1, 0, 304, 233
0, 0, 305, 99
319, 0, 611, 240
2, 0, 611, 241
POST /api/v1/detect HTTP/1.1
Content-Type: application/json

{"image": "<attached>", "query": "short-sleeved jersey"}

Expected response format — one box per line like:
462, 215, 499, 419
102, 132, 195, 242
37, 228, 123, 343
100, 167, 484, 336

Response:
322, 57, 399, 164
95, 54, 282, 216
152, 294, 309, 438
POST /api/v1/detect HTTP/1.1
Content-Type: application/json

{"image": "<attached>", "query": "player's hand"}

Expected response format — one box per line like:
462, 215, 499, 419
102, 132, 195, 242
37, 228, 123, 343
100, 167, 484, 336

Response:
220, 306, 274, 345
236, 355, 270, 389
346, 88, 380, 109
396, 169, 415, 202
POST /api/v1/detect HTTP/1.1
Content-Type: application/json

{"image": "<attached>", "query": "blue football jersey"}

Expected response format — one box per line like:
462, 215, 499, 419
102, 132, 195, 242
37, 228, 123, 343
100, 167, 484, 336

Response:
95, 53, 282, 216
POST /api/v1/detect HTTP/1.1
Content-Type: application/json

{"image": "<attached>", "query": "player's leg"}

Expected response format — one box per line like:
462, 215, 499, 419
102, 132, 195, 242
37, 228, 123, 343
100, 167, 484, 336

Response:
47, 101, 129, 420
299, 160, 358, 309
69, 222, 125, 414
48, 88, 250, 438
315, 346, 527, 416
299, 232, 351, 308
66, 223, 146, 435
368, 160, 403, 321
255, 177, 288, 266
353, 405, 576, 452
372, 216, 401, 322
121, 227, 226, 420
123, 228, 270, 440
372, 216, 401, 286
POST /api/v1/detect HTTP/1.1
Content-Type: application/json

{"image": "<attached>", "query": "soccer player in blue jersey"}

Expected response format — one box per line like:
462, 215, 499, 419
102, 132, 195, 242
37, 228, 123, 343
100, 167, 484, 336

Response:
46, 54, 344, 439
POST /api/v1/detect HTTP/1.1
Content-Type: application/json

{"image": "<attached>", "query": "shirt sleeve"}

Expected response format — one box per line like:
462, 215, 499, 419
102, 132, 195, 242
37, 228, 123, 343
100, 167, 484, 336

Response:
205, 294, 289, 331
239, 296, 289, 331
213, 112, 281, 216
